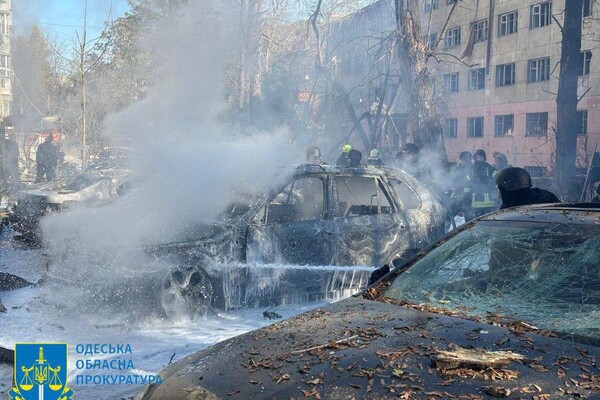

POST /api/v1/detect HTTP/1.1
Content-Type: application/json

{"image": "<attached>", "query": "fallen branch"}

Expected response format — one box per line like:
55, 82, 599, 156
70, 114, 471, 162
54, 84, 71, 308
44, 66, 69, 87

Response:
290, 335, 359, 355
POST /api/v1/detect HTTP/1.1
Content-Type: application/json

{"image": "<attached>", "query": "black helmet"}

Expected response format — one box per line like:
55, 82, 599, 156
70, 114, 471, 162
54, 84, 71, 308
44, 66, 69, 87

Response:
459, 151, 472, 163
402, 143, 419, 154
496, 167, 532, 191
473, 149, 486, 161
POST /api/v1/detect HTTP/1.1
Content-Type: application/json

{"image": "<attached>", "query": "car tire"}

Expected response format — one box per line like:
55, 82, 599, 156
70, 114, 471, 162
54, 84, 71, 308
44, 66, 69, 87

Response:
160, 263, 214, 320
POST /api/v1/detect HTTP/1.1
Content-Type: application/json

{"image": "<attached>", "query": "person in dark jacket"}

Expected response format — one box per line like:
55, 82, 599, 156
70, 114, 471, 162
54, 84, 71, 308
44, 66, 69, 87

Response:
35, 135, 59, 182
496, 167, 561, 209
336, 144, 352, 167
347, 149, 362, 167
465, 149, 498, 217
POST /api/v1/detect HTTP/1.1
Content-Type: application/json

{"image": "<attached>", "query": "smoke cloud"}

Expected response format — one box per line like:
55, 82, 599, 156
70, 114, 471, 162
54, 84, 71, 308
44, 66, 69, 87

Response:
40, 1, 299, 316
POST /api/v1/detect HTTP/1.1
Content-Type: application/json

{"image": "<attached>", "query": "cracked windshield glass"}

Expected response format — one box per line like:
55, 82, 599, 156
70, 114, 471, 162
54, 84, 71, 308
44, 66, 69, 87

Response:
385, 220, 600, 342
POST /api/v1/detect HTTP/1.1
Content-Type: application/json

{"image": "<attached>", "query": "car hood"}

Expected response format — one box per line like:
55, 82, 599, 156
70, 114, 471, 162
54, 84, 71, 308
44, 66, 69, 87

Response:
16, 169, 131, 204
137, 297, 600, 399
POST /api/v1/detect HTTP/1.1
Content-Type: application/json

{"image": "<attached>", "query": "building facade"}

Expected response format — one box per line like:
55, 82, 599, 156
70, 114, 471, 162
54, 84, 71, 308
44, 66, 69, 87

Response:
331, 0, 599, 174
0, 0, 11, 119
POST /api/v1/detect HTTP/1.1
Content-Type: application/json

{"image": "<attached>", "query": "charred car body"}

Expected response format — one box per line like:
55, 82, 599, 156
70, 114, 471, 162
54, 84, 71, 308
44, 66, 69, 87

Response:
138, 203, 600, 400
151, 164, 447, 315
8, 166, 132, 241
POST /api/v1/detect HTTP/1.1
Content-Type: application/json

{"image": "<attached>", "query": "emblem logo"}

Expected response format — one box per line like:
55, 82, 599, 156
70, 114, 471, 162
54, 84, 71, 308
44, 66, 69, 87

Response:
9, 343, 74, 400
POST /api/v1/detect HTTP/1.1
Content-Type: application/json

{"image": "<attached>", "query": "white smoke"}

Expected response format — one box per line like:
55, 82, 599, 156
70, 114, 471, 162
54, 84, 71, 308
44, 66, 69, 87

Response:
39, 1, 300, 311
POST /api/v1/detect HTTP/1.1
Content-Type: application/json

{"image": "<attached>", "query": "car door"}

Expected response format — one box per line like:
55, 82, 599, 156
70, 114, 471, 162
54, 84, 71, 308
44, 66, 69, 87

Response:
387, 176, 444, 251
332, 174, 409, 266
246, 174, 336, 265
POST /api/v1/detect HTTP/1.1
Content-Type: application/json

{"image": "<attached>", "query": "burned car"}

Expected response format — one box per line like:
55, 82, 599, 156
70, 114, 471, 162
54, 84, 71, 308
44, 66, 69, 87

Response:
152, 164, 447, 314
8, 164, 132, 241
138, 203, 600, 399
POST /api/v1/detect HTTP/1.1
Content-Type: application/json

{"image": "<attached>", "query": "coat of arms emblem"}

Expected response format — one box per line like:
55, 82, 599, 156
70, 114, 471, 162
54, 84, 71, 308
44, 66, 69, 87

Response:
9, 343, 74, 400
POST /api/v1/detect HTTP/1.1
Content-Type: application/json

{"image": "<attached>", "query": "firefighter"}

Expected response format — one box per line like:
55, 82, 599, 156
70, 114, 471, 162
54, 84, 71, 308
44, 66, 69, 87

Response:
367, 149, 383, 167
496, 167, 561, 209
336, 144, 352, 167
305, 146, 323, 165
348, 149, 362, 167
465, 149, 498, 218
447, 151, 472, 219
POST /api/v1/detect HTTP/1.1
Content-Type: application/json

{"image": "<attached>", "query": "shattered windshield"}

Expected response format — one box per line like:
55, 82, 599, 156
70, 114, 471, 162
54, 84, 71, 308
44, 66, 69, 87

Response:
384, 220, 600, 342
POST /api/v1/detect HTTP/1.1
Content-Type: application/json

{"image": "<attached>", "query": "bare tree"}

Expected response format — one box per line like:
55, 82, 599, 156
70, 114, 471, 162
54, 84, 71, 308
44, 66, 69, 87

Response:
554, 0, 584, 198
393, 0, 449, 162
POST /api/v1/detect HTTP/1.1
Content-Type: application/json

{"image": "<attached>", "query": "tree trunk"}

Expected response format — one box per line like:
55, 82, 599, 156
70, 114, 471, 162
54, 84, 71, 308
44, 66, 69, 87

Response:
394, 0, 446, 162
554, 0, 583, 199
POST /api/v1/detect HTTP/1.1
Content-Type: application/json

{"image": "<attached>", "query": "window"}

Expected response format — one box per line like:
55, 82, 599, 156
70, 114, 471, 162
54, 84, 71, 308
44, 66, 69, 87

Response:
467, 117, 484, 138
527, 57, 550, 82
468, 68, 485, 90
0, 13, 8, 36
424, 0, 439, 13
530, 2, 552, 29
473, 19, 488, 43
389, 178, 421, 209
578, 51, 592, 76
444, 118, 458, 138
445, 27, 461, 49
496, 63, 516, 86
498, 11, 518, 36
256, 177, 325, 224
335, 176, 395, 217
494, 115, 514, 137
428, 32, 438, 49
447, 0, 456, 4
526, 112, 549, 137
583, 0, 592, 18
577, 110, 588, 135
444, 72, 459, 92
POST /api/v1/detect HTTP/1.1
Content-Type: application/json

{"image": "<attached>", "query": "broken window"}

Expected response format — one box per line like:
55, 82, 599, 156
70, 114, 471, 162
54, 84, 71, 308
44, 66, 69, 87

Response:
494, 114, 514, 137
335, 176, 394, 217
384, 221, 600, 342
526, 112, 548, 137
255, 176, 325, 224
389, 178, 421, 209
473, 19, 488, 43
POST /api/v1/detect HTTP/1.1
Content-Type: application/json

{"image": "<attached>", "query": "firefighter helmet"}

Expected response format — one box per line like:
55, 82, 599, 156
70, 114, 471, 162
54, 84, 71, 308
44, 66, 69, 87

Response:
496, 167, 532, 191
473, 149, 486, 161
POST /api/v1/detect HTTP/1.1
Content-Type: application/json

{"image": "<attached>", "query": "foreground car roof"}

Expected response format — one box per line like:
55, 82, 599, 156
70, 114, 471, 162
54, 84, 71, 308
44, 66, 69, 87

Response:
481, 203, 600, 224
138, 297, 600, 400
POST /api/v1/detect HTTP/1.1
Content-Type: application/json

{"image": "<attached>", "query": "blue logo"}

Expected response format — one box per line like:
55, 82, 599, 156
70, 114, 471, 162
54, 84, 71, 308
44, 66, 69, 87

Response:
9, 343, 74, 400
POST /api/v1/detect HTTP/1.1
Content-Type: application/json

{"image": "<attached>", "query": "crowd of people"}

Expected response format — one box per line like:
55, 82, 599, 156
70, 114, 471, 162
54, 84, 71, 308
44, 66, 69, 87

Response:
306, 143, 564, 225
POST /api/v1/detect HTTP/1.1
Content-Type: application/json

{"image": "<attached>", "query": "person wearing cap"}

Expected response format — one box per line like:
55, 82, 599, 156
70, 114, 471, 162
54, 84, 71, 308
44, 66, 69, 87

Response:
496, 167, 560, 209
367, 148, 384, 167
336, 144, 352, 167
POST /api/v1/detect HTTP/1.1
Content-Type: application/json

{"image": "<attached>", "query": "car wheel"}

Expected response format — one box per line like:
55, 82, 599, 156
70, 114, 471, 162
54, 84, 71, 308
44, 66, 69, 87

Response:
160, 264, 214, 320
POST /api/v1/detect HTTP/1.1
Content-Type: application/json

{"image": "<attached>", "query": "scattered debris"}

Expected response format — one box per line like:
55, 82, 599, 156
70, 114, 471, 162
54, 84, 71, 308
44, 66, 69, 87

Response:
432, 347, 526, 370
0, 272, 33, 291
263, 306, 282, 320
0, 346, 14, 364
